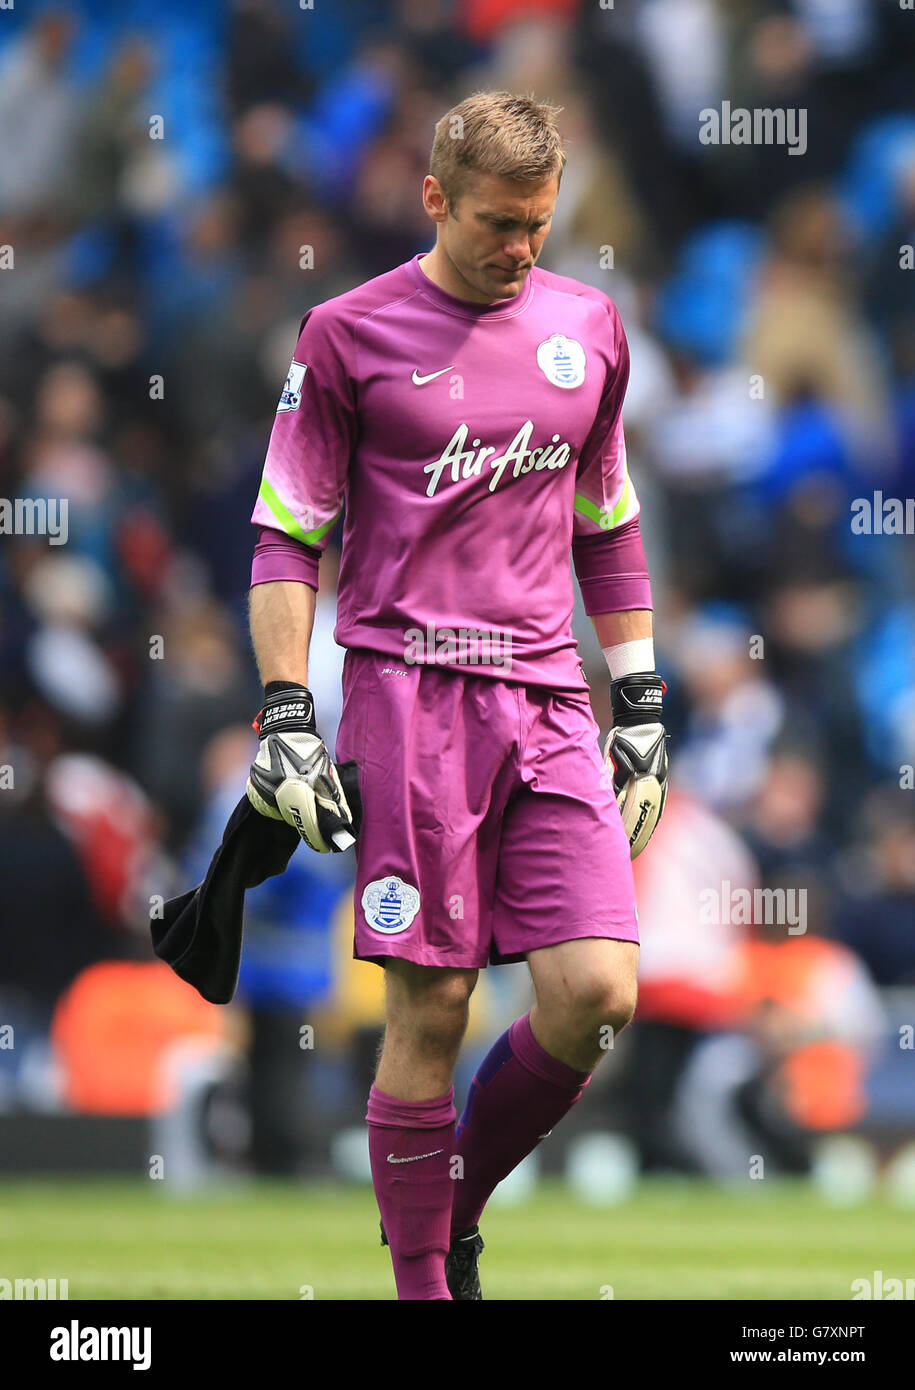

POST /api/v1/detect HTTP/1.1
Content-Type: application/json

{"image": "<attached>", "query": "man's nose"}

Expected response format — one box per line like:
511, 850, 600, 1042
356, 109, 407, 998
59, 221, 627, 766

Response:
503, 233, 531, 262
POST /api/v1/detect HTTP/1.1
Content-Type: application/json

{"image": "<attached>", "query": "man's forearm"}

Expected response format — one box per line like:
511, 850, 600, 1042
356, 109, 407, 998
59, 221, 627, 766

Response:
249, 580, 316, 686
591, 608, 653, 651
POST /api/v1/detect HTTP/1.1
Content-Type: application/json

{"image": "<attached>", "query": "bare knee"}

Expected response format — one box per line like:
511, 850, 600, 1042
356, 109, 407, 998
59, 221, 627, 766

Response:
571, 973, 638, 1039
384, 962, 478, 1054
528, 940, 638, 1071
534, 971, 638, 1068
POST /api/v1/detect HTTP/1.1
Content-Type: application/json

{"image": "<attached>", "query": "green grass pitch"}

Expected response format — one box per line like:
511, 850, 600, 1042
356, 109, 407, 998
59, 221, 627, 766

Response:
0, 1178, 908, 1300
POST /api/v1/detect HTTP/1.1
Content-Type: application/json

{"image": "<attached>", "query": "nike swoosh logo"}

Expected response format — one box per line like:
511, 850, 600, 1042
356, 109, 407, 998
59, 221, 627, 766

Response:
386, 1148, 444, 1164
411, 367, 453, 385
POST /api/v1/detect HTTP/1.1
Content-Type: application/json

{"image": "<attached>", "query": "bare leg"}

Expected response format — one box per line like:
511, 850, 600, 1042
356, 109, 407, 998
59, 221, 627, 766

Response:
368, 960, 478, 1299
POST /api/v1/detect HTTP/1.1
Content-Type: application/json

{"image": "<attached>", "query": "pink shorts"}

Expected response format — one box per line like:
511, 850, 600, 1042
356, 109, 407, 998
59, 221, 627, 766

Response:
335, 649, 639, 969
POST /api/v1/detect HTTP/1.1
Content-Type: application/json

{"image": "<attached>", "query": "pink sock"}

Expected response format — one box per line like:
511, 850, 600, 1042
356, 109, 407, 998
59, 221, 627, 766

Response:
367, 1084, 457, 1300
451, 1013, 591, 1235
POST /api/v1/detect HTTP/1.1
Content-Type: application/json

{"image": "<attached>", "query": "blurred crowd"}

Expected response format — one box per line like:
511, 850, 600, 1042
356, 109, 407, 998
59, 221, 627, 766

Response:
0, 0, 913, 1184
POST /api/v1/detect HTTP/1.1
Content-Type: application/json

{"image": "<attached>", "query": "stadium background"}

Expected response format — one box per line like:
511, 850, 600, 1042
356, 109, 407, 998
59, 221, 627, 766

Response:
1, 0, 914, 1299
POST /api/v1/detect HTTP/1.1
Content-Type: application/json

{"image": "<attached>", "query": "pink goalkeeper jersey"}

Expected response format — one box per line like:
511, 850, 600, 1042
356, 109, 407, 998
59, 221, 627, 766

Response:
251, 253, 645, 693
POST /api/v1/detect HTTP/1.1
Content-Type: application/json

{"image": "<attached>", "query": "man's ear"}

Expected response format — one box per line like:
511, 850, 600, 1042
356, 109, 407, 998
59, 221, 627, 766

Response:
424, 175, 465, 223
422, 175, 449, 223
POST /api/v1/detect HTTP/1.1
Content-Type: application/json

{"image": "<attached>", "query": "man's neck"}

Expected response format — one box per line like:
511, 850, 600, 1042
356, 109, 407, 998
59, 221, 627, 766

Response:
418, 246, 503, 305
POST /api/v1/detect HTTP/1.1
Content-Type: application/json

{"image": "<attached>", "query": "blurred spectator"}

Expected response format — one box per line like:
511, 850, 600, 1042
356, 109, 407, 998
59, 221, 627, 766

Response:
759, 571, 870, 837
227, 0, 314, 116
616, 786, 758, 1172
668, 606, 785, 813
131, 598, 258, 847
0, 10, 78, 218
71, 38, 157, 232
676, 907, 885, 1179
0, 774, 109, 1031
51, 960, 226, 1114
45, 751, 167, 932
738, 747, 834, 888
743, 185, 887, 425
836, 786, 915, 987
634, 0, 726, 154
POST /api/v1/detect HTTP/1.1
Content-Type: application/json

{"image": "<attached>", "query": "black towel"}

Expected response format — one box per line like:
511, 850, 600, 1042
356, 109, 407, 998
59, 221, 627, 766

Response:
152, 762, 361, 1004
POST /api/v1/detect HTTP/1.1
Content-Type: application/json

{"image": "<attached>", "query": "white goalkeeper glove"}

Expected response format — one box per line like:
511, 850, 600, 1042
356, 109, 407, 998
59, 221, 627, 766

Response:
246, 682, 359, 853
603, 672, 669, 859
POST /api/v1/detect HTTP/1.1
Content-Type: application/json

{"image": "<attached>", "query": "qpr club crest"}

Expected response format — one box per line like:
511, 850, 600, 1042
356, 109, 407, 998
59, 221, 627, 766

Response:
362, 876, 421, 934
277, 360, 307, 412
536, 334, 586, 389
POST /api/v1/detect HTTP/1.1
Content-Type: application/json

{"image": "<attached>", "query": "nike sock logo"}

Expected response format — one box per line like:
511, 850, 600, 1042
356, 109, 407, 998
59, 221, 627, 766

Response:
386, 1148, 445, 1164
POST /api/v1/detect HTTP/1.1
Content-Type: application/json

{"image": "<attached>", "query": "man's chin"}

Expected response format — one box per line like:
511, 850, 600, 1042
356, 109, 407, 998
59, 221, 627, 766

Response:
483, 267, 529, 299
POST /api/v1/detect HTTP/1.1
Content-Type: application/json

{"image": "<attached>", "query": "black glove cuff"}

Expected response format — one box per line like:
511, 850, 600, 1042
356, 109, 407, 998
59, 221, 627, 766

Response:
610, 672, 665, 727
264, 680, 308, 700
257, 683, 317, 737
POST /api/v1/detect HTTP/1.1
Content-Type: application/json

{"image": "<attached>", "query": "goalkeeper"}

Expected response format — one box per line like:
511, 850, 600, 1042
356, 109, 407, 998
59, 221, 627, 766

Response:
245, 91, 668, 1301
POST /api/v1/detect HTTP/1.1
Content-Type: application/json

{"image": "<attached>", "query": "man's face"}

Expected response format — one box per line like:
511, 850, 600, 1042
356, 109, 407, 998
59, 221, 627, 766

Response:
425, 171, 559, 304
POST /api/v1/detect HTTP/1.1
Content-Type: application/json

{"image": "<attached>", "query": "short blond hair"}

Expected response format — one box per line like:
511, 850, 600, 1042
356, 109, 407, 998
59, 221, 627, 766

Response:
429, 91, 565, 206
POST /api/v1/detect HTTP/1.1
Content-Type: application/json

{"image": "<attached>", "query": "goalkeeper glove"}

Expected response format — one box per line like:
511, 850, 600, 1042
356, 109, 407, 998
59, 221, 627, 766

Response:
246, 681, 360, 853
603, 672, 669, 860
